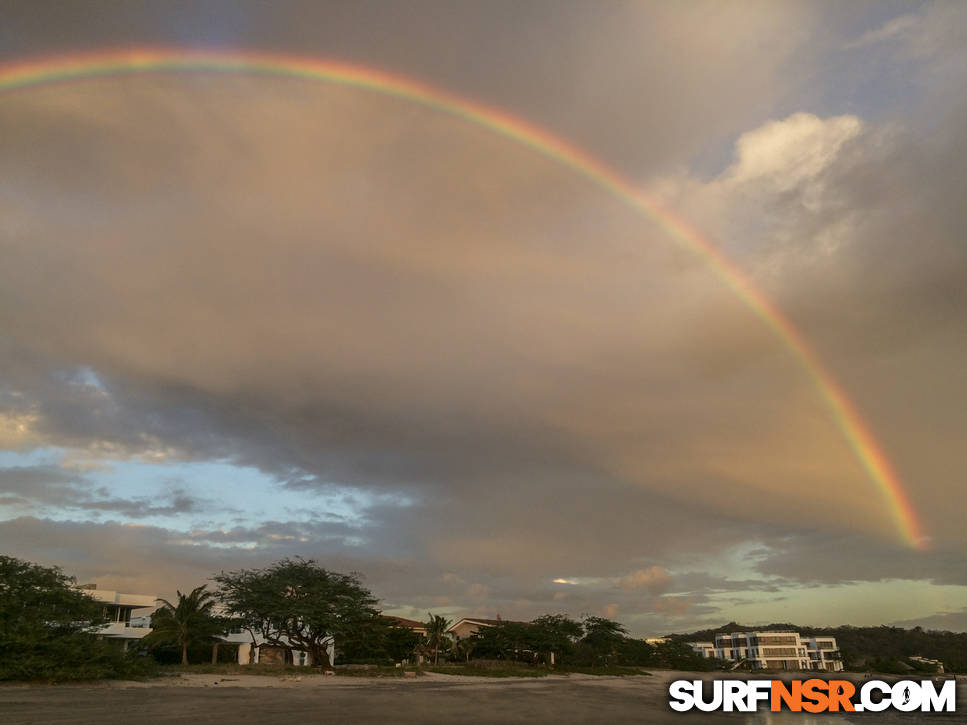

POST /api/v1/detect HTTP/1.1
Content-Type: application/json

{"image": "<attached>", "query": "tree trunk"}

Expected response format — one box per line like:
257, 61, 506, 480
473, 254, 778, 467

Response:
212, 642, 220, 664
311, 643, 332, 669
181, 642, 188, 665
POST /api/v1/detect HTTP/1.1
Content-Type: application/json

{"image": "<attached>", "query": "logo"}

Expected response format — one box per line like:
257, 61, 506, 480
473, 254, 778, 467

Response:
668, 678, 956, 713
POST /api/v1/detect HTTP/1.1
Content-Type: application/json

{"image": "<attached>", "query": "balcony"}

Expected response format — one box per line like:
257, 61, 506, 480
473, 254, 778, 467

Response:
99, 621, 152, 639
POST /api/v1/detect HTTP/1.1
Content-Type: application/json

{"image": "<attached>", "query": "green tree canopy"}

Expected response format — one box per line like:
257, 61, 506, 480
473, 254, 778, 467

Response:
470, 620, 534, 661
529, 614, 583, 663
213, 558, 380, 668
334, 617, 421, 664
143, 585, 224, 665
581, 616, 627, 662
0, 555, 151, 681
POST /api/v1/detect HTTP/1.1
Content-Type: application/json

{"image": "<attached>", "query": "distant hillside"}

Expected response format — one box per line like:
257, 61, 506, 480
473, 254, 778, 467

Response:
666, 622, 967, 673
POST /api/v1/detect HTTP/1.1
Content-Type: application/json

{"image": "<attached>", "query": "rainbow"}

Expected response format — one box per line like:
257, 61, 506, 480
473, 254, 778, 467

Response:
0, 48, 927, 549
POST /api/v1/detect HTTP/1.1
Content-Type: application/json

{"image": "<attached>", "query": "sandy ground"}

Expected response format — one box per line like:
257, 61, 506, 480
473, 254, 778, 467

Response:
0, 671, 964, 724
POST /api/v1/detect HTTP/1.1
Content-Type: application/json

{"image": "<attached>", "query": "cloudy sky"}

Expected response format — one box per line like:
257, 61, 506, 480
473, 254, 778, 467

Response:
1, 1, 965, 635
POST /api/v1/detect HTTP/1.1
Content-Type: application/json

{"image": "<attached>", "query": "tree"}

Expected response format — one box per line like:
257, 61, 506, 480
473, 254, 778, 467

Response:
213, 558, 379, 669
470, 621, 534, 661
334, 617, 418, 664
649, 639, 719, 670
451, 636, 477, 663
530, 614, 583, 665
383, 624, 422, 663
581, 616, 627, 664
0, 555, 150, 681
424, 614, 452, 665
143, 585, 224, 665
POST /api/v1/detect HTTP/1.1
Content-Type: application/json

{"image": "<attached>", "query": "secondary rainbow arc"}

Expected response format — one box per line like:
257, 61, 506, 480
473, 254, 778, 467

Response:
0, 48, 927, 549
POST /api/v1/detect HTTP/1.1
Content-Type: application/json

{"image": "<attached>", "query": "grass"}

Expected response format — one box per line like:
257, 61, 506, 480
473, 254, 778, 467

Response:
424, 663, 550, 678
157, 661, 653, 680
423, 661, 652, 678
334, 665, 417, 678
158, 663, 418, 678
560, 665, 651, 677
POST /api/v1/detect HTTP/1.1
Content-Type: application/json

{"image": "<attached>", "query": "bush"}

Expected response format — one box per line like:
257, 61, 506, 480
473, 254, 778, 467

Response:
0, 555, 157, 681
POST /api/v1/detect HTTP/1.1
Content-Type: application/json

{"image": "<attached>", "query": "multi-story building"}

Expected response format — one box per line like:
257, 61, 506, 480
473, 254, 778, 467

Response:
688, 631, 843, 672
909, 656, 944, 674
801, 635, 843, 672
79, 586, 157, 650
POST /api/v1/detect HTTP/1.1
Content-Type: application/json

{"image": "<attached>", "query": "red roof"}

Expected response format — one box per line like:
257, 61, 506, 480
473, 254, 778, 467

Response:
382, 615, 427, 630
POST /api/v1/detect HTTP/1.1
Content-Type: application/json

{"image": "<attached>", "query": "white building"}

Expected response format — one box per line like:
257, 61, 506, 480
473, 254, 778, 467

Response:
688, 631, 843, 672
80, 587, 157, 650
909, 656, 944, 674
80, 587, 335, 666
217, 615, 334, 667
220, 630, 333, 667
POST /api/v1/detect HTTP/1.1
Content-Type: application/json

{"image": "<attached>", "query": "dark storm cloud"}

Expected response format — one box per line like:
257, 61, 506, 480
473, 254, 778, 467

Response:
891, 608, 967, 633
0, 464, 203, 518
0, 466, 85, 508
755, 533, 967, 587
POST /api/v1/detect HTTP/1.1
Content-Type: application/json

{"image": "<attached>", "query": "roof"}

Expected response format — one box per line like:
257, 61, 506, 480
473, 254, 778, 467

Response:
382, 615, 427, 630
448, 617, 530, 630
81, 588, 156, 609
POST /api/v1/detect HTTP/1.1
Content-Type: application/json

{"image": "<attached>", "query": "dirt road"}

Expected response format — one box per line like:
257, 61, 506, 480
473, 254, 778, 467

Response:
0, 671, 963, 724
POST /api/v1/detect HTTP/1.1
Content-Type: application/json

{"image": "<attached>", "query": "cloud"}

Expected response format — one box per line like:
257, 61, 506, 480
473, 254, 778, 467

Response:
724, 113, 862, 196
890, 607, 967, 634
618, 566, 673, 593
754, 532, 967, 587
845, 14, 918, 50
0, 465, 204, 520
651, 596, 692, 617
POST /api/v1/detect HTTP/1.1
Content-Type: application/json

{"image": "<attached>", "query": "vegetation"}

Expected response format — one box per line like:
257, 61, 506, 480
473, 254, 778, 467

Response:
425, 661, 651, 678
213, 557, 380, 669
143, 586, 225, 665
451, 635, 477, 662
424, 661, 550, 678
335, 618, 422, 665
158, 662, 417, 677
471, 619, 536, 661
580, 616, 628, 664
423, 614, 452, 664
529, 614, 583, 663
463, 615, 715, 670
0, 555, 155, 681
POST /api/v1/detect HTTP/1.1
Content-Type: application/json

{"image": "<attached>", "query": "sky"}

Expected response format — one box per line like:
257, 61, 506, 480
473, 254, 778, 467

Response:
1, 0, 965, 636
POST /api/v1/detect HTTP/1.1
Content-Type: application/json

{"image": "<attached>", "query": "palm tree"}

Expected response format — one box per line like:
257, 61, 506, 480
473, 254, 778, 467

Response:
424, 613, 452, 665
145, 585, 224, 665
453, 636, 477, 663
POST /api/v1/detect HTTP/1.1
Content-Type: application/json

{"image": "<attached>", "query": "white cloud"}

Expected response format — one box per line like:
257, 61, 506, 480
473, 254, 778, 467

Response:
845, 14, 918, 49
725, 113, 863, 197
